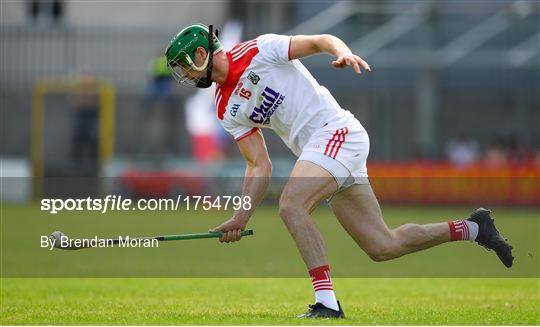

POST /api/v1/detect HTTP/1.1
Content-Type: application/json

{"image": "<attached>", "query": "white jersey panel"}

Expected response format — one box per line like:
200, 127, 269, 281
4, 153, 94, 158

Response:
217, 34, 360, 156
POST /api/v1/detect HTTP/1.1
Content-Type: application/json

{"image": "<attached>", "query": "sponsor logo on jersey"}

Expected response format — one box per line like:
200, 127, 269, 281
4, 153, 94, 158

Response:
230, 104, 240, 117
249, 86, 285, 125
247, 71, 260, 85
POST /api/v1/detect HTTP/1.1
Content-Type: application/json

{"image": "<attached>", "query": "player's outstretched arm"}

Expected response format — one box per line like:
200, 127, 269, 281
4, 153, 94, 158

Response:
289, 34, 371, 74
209, 129, 272, 243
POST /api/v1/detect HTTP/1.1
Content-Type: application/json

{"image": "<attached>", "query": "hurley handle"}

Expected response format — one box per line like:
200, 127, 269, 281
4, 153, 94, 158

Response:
161, 229, 254, 241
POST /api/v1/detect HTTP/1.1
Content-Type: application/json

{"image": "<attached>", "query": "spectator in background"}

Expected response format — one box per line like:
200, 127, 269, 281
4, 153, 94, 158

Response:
28, 0, 64, 26
71, 75, 99, 172
507, 134, 534, 165
483, 134, 535, 167
444, 133, 479, 167
483, 138, 508, 167
184, 88, 223, 163
139, 54, 178, 157
144, 55, 175, 105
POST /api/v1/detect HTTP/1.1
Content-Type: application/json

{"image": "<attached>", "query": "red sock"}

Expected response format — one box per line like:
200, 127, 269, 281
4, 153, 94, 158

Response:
309, 265, 333, 291
448, 219, 472, 241
308, 265, 338, 310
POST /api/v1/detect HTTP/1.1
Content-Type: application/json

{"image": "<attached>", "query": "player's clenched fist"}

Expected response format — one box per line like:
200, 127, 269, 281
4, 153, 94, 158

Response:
209, 217, 247, 243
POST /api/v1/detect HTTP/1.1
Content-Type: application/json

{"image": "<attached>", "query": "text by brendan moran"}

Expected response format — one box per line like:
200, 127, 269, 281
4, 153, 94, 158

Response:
41, 235, 159, 250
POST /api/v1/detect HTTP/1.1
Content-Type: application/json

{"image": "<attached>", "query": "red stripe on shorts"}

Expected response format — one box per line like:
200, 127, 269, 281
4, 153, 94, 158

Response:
324, 129, 340, 156
329, 129, 344, 158
324, 128, 348, 159
331, 127, 349, 159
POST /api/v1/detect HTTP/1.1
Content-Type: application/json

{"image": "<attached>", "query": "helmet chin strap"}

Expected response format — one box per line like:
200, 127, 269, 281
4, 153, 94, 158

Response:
195, 24, 215, 89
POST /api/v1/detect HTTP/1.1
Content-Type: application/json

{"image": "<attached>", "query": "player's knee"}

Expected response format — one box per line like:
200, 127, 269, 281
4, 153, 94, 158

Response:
367, 250, 395, 262
278, 198, 305, 223
278, 201, 295, 221
365, 244, 400, 262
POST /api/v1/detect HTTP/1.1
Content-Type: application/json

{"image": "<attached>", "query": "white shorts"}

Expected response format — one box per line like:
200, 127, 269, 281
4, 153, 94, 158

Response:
298, 118, 370, 189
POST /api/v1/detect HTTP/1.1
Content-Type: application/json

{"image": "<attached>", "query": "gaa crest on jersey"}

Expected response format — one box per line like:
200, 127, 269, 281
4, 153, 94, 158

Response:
249, 86, 285, 125
247, 71, 260, 85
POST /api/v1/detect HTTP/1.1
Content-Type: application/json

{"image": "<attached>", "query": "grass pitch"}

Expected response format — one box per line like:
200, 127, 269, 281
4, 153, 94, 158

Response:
1, 204, 539, 324
1, 278, 538, 325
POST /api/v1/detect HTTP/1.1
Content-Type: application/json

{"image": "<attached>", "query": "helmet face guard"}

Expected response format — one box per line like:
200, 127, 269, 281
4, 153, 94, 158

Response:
165, 24, 220, 89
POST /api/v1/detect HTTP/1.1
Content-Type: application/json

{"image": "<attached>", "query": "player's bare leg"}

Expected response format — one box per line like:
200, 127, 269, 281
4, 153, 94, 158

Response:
329, 184, 449, 261
279, 160, 337, 268
330, 184, 513, 266
279, 160, 344, 317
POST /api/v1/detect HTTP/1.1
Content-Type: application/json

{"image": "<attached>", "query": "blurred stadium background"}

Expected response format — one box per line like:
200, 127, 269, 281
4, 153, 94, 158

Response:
0, 0, 539, 204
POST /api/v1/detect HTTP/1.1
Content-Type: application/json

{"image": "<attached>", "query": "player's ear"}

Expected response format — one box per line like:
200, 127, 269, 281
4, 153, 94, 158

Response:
194, 46, 207, 65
